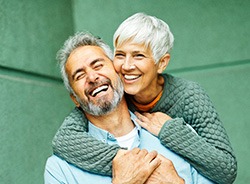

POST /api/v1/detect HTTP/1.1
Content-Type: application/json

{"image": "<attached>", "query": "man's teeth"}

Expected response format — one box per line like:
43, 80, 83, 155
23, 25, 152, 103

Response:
124, 75, 139, 80
91, 85, 108, 97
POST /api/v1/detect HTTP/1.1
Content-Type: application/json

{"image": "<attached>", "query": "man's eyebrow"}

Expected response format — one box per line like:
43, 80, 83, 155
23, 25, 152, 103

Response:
71, 58, 105, 80
89, 58, 105, 66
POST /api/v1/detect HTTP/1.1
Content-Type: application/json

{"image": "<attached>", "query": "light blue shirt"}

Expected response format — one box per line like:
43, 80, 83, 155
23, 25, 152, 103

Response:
44, 112, 213, 184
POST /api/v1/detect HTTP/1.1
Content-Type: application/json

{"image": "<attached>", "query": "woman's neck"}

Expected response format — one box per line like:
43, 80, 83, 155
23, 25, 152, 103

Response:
133, 75, 164, 104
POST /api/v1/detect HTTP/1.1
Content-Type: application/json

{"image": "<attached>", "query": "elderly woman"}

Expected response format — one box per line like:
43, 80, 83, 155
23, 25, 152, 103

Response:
53, 13, 237, 184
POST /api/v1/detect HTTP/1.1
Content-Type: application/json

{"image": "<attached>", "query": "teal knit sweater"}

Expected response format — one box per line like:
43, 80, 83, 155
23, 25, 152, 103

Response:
52, 74, 237, 184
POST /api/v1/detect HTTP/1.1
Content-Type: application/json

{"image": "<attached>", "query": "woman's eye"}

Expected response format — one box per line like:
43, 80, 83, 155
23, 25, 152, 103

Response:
134, 54, 145, 59
115, 53, 125, 58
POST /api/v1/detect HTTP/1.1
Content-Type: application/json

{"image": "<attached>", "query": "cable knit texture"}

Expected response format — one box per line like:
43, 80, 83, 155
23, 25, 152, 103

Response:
52, 108, 119, 176
52, 73, 237, 183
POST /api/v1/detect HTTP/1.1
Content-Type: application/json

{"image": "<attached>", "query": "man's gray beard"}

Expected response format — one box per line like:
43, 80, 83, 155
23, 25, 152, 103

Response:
76, 78, 124, 116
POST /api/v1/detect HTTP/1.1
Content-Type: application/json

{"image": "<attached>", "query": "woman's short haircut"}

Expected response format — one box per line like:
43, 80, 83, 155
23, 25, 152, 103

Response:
113, 12, 174, 63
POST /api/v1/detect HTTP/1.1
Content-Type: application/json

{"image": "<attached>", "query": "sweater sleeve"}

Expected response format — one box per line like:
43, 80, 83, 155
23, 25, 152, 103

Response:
158, 84, 237, 184
52, 108, 120, 176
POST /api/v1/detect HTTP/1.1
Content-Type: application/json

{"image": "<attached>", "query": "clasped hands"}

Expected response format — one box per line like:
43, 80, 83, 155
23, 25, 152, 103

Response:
112, 148, 184, 184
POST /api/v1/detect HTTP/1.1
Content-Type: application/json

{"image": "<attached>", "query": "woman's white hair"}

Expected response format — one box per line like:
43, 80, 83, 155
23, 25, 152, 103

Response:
113, 12, 174, 63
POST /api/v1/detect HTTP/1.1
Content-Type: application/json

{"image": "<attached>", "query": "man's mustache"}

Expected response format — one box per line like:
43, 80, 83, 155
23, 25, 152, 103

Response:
85, 78, 112, 96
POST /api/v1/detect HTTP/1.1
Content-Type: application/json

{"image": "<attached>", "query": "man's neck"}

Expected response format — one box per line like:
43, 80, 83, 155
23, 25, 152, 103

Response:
85, 99, 135, 137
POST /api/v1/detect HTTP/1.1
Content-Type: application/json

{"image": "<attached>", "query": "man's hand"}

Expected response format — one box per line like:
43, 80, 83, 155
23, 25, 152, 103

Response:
135, 112, 172, 136
112, 148, 161, 184
145, 154, 185, 184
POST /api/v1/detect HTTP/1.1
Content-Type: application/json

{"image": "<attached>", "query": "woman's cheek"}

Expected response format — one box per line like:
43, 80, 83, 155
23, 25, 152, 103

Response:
113, 60, 122, 72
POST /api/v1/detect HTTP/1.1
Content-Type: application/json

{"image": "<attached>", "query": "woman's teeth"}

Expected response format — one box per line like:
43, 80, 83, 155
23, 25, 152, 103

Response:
124, 75, 140, 80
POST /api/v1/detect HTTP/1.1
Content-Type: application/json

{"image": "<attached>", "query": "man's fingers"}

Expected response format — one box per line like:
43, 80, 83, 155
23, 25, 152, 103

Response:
144, 151, 161, 173
144, 150, 157, 162
148, 155, 161, 171
137, 149, 149, 158
130, 147, 140, 154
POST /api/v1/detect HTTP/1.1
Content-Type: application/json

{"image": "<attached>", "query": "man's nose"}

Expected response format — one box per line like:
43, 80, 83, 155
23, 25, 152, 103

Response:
86, 70, 99, 82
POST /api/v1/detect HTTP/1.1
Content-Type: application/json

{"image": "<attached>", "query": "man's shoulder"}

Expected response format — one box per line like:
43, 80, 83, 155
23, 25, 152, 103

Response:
44, 155, 72, 184
52, 107, 88, 151
44, 155, 112, 184
45, 155, 68, 172
46, 154, 64, 164
60, 107, 87, 128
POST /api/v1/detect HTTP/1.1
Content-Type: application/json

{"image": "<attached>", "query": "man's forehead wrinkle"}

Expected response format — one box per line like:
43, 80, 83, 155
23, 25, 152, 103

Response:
70, 58, 106, 81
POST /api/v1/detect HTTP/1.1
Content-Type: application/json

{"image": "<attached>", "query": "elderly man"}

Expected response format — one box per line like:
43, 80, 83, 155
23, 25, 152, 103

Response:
44, 32, 213, 184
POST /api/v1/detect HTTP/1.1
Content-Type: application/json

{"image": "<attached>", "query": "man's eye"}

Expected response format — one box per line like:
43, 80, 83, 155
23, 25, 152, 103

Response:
75, 73, 85, 80
94, 64, 103, 70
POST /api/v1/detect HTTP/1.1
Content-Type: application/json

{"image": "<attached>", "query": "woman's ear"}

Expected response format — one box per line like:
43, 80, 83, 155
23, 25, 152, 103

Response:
157, 53, 170, 74
70, 93, 80, 107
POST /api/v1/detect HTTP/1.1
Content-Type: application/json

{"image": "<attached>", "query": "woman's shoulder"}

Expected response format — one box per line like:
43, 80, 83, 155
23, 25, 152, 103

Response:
162, 73, 203, 93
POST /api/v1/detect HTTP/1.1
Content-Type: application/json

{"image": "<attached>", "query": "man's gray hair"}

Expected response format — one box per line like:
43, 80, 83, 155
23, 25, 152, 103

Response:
57, 32, 113, 93
113, 12, 174, 63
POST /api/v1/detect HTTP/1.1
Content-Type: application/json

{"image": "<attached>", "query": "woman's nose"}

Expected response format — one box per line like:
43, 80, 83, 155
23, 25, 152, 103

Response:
122, 57, 135, 70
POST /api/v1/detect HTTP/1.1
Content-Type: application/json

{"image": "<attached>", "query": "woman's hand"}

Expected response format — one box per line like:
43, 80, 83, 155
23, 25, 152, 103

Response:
135, 112, 172, 136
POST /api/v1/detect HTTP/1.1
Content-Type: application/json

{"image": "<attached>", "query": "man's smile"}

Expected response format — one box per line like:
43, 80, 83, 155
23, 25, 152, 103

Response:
89, 84, 109, 97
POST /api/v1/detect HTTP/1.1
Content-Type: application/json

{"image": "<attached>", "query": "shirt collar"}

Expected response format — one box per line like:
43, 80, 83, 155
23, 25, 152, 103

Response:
88, 111, 141, 144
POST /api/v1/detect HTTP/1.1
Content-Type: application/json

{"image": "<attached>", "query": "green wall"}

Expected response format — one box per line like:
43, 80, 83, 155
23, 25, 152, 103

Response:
1, 0, 249, 183
0, 0, 74, 183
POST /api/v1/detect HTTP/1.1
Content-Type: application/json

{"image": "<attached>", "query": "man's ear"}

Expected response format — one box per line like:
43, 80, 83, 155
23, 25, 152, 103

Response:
157, 53, 170, 74
70, 93, 80, 107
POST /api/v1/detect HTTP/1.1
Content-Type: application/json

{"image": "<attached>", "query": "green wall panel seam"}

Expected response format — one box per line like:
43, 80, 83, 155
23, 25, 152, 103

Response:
0, 65, 63, 85
168, 59, 250, 74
